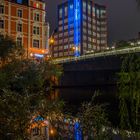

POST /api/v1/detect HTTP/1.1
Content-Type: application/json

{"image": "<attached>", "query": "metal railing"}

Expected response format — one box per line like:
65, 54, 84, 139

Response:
52, 46, 140, 64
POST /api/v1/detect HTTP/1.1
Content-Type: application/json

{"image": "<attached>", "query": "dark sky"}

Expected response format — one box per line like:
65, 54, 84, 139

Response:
46, 0, 140, 44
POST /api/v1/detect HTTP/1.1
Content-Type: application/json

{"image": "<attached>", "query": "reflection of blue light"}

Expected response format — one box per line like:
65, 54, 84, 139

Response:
34, 54, 44, 58
74, 122, 82, 140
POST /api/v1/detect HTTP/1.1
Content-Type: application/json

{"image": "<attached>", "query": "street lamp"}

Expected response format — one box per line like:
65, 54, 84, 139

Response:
49, 37, 55, 58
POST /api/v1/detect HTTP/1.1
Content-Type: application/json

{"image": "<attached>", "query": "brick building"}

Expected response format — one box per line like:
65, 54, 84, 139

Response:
0, 0, 49, 58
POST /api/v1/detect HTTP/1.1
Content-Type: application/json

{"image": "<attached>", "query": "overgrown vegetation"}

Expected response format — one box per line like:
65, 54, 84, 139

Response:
118, 54, 140, 138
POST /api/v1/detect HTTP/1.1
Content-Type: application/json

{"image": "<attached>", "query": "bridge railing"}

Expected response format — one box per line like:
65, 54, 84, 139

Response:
52, 46, 140, 64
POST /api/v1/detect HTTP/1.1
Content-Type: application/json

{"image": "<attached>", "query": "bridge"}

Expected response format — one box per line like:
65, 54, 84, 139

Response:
52, 46, 140, 64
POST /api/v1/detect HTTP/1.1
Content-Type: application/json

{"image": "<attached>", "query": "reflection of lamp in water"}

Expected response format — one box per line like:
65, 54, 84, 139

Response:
50, 129, 54, 135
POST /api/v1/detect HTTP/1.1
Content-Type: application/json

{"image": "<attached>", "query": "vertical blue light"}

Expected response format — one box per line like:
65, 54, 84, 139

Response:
74, 0, 81, 57
68, 0, 81, 57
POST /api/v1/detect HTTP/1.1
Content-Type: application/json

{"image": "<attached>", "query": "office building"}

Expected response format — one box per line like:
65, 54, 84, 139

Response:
52, 0, 107, 58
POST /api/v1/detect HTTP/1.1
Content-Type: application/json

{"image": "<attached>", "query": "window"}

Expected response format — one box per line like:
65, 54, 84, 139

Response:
17, 37, 22, 46
17, 9, 22, 18
59, 8, 63, 18
64, 38, 68, 43
33, 26, 40, 35
34, 13, 40, 21
88, 4, 91, 14
59, 27, 63, 31
59, 20, 63, 25
0, 5, 4, 14
83, 14, 86, 20
59, 33, 63, 38
17, 0, 23, 4
64, 25, 68, 30
0, 20, 4, 29
65, 6, 68, 16
64, 45, 68, 49
33, 39, 39, 48
83, 2, 86, 12
17, 23, 22, 32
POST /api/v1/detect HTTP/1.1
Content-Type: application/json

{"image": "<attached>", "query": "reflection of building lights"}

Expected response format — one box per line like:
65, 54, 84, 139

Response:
50, 129, 54, 135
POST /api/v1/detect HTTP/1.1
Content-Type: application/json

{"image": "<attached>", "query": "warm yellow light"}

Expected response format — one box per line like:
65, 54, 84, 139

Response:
30, 53, 33, 57
42, 50, 45, 53
50, 38, 54, 44
50, 129, 54, 135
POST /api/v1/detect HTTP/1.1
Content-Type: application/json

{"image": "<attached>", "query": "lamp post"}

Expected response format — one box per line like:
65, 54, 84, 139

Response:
49, 37, 55, 58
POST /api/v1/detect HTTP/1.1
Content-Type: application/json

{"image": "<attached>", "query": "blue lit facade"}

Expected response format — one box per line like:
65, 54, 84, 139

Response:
52, 0, 107, 58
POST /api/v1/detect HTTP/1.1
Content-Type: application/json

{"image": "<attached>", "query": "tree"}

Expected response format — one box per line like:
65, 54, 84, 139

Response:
0, 35, 64, 140
118, 54, 140, 138
0, 34, 24, 66
78, 93, 111, 140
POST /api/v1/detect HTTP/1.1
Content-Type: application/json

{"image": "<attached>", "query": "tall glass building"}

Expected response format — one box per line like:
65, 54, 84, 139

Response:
52, 0, 107, 58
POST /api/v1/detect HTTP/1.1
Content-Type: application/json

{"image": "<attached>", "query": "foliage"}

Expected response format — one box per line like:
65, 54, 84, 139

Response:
0, 34, 24, 66
0, 35, 63, 140
78, 92, 112, 140
118, 54, 140, 137
116, 40, 130, 48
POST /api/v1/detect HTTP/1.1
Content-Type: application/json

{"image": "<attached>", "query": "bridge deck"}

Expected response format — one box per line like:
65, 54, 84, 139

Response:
52, 46, 140, 64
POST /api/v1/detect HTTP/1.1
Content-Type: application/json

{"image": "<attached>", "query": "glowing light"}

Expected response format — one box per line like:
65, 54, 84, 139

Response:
50, 129, 54, 135
42, 50, 45, 53
50, 38, 54, 44
30, 53, 33, 57
34, 54, 44, 58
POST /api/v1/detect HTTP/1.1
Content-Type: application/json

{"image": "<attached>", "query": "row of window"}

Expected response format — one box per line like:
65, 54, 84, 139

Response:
0, 5, 41, 22
16, 37, 40, 48
0, 20, 41, 35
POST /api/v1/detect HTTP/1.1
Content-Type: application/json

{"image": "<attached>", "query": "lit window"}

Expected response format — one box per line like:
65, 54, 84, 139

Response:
17, 9, 22, 18
88, 4, 91, 14
34, 13, 40, 21
59, 8, 63, 18
70, 4, 73, 9
65, 6, 68, 16
33, 2, 39, 8
83, 14, 86, 20
0, 20, 4, 28
17, 37, 22, 46
64, 45, 68, 49
33, 39, 39, 48
83, 2, 86, 12
0, 5, 4, 14
17, 23, 22, 32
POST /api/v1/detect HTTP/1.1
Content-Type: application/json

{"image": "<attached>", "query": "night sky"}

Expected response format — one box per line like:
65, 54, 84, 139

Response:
46, 0, 140, 44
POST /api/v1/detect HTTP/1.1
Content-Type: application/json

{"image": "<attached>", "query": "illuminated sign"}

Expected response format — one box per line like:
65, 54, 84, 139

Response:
34, 54, 44, 58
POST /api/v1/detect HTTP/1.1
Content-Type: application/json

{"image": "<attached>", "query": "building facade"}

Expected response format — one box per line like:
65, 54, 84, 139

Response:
52, 0, 107, 58
0, 0, 49, 58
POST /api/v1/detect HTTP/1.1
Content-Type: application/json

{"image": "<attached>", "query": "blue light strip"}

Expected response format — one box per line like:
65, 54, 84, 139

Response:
34, 54, 44, 58
68, 0, 81, 57
74, 0, 81, 57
